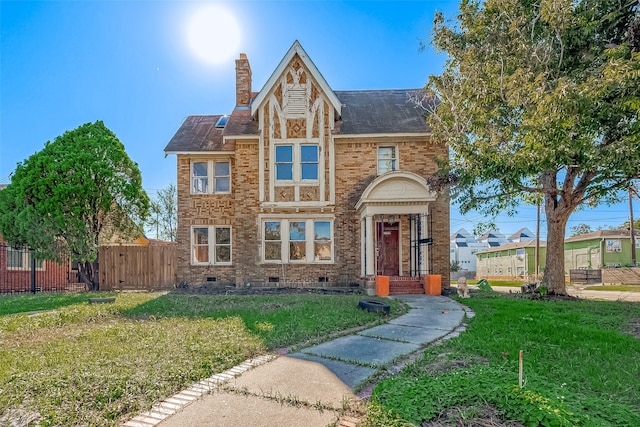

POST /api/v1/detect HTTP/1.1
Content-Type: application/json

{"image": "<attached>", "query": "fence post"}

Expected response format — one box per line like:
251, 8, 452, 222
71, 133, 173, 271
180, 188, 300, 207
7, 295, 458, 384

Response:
30, 250, 37, 294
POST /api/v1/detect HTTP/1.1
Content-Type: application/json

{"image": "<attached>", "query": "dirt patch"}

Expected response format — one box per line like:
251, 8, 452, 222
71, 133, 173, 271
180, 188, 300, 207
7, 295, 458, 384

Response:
419, 353, 489, 376
625, 318, 640, 339
171, 284, 364, 296
423, 404, 525, 427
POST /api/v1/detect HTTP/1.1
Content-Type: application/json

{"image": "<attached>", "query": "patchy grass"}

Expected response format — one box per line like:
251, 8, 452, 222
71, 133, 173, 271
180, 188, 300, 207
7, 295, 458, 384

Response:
368, 293, 640, 427
0, 292, 396, 426
466, 279, 525, 287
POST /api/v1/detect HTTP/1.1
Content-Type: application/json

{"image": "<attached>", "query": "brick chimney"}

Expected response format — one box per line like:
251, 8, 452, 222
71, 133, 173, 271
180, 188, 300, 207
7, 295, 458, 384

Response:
235, 53, 252, 108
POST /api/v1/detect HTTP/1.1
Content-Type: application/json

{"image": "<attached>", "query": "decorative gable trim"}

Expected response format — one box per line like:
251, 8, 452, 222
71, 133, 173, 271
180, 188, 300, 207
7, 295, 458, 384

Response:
251, 40, 342, 118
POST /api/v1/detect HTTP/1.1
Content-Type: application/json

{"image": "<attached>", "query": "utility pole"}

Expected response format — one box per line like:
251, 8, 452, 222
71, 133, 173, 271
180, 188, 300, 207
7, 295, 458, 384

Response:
535, 199, 540, 280
630, 185, 637, 266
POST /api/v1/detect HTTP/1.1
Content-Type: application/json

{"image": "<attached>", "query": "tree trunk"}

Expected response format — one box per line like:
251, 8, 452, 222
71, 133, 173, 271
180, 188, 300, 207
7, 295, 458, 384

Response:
78, 259, 100, 291
542, 205, 569, 295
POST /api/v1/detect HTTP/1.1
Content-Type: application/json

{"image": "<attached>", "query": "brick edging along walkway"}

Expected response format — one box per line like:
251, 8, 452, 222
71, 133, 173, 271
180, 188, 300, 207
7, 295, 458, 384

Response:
122, 354, 275, 427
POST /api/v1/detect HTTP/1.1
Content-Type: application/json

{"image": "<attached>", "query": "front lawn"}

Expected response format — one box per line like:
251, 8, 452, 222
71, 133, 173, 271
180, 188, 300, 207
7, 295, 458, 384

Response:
365, 292, 640, 426
0, 291, 396, 426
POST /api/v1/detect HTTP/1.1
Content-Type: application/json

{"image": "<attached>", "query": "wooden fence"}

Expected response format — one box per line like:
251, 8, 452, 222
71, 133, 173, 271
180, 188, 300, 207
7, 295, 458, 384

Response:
99, 243, 177, 291
569, 269, 602, 284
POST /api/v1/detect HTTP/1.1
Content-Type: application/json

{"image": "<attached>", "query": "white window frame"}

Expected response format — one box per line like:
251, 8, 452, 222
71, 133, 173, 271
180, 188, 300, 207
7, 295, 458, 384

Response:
190, 160, 231, 195
274, 142, 319, 184
6, 247, 45, 271
261, 218, 333, 264
377, 145, 398, 175
190, 226, 232, 266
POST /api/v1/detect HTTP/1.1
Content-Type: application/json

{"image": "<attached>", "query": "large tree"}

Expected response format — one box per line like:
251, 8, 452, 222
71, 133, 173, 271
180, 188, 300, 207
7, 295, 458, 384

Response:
145, 183, 177, 241
426, 0, 640, 294
0, 121, 149, 290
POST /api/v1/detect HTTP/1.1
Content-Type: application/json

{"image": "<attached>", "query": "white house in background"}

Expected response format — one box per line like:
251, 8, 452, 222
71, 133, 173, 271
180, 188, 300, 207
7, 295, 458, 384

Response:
450, 228, 487, 272
508, 227, 536, 243
477, 230, 510, 248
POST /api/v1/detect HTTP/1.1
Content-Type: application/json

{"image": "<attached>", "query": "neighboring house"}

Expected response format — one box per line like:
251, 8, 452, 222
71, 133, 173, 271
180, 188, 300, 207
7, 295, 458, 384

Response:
508, 227, 536, 243
450, 228, 486, 272
0, 234, 78, 293
564, 229, 640, 270
164, 41, 450, 293
477, 230, 510, 247
475, 240, 546, 281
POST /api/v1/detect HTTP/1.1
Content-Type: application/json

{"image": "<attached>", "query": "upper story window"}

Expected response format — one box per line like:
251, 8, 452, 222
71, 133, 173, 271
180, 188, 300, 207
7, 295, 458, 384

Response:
275, 144, 318, 182
191, 160, 231, 194
377, 146, 397, 174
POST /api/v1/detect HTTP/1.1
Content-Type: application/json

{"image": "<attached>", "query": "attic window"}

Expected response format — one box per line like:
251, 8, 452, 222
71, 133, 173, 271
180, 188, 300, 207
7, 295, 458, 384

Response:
215, 115, 229, 128
286, 87, 307, 116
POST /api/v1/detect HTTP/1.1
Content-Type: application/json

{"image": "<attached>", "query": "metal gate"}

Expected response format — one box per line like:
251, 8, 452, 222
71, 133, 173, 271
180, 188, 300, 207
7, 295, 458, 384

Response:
409, 213, 433, 276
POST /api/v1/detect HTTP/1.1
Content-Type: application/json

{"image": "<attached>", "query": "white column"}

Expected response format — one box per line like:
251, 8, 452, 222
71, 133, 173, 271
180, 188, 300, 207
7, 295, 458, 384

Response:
365, 215, 375, 276
361, 218, 366, 277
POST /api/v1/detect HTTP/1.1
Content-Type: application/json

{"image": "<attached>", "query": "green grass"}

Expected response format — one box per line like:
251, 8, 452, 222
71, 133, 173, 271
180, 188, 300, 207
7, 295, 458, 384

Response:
367, 292, 640, 427
0, 291, 397, 426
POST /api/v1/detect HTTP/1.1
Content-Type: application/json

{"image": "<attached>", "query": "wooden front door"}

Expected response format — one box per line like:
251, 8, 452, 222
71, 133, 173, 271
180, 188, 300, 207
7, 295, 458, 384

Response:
376, 222, 399, 276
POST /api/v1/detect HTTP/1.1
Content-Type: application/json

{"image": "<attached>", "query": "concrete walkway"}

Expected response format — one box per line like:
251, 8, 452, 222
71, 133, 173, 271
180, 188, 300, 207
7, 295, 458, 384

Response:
123, 295, 469, 427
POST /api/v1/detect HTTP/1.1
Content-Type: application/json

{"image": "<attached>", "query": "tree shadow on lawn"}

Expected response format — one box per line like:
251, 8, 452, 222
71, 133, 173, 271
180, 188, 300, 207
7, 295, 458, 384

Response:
0, 292, 110, 316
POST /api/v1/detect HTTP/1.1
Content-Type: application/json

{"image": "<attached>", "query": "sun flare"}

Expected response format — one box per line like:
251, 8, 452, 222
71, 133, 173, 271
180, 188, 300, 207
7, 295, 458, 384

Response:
186, 5, 241, 66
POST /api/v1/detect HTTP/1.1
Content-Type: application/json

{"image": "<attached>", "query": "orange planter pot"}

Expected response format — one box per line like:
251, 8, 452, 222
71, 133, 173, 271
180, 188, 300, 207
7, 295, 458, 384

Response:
375, 276, 390, 296
424, 275, 442, 296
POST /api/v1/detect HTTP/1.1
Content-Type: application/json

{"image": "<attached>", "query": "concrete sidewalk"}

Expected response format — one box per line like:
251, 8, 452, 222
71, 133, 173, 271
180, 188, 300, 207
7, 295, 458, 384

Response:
124, 295, 469, 427
491, 284, 640, 302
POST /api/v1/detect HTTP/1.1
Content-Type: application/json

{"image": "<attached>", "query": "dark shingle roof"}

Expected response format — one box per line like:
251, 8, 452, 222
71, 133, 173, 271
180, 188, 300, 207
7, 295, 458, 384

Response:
164, 115, 232, 153
164, 90, 434, 153
334, 89, 433, 135
224, 107, 259, 136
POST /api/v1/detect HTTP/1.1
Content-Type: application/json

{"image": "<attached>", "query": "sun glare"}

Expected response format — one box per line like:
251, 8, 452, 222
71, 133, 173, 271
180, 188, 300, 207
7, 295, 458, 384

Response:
186, 5, 241, 66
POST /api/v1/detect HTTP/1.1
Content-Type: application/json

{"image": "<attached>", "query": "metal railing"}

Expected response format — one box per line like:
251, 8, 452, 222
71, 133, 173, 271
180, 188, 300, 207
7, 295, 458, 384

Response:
0, 243, 84, 294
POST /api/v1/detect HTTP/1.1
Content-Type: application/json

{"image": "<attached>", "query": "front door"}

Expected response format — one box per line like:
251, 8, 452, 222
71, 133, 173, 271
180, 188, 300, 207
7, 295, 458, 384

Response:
376, 222, 399, 276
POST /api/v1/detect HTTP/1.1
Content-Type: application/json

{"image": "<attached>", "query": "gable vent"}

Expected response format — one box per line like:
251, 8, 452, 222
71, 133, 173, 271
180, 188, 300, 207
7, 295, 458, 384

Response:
286, 88, 307, 116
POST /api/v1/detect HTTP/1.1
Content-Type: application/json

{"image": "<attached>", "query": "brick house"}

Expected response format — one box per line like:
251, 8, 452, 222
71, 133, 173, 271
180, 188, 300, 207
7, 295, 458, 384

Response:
164, 41, 450, 293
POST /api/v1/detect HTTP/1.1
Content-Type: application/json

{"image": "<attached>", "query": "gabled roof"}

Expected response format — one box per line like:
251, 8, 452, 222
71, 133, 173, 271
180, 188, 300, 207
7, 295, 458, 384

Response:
508, 227, 535, 241
251, 40, 342, 117
565, 229, 640, 242
334, 90, 432, 135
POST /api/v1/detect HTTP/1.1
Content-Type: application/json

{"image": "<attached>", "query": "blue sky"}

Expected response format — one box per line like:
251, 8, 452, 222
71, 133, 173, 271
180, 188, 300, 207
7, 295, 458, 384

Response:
1, 1, 637, 239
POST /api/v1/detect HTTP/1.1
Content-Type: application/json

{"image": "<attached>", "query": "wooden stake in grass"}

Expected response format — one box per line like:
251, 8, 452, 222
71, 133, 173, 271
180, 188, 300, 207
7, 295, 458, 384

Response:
519, 350, 523, 388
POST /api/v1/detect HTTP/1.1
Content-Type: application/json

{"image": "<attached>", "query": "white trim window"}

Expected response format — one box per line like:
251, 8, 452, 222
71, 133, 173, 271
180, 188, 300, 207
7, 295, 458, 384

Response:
191, 160, 231, 194
275, 144, 319, 182
377, 146, 397, 174
6, 247, 45, 270
191, 226, 232, 265
262, 219, 333, 263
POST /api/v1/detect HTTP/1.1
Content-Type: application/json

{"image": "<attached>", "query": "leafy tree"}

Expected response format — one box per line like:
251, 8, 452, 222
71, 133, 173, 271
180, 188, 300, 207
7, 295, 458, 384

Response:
0, 121, 150, 290
613, 219, 640, 231
569, 223, 593, 237
426, 0, 640, 294
146, 183, 177, 241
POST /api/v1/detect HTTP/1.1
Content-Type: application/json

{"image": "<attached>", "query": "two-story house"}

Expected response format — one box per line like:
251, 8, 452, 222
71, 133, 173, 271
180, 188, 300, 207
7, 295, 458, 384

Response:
164, 41, 449, 294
